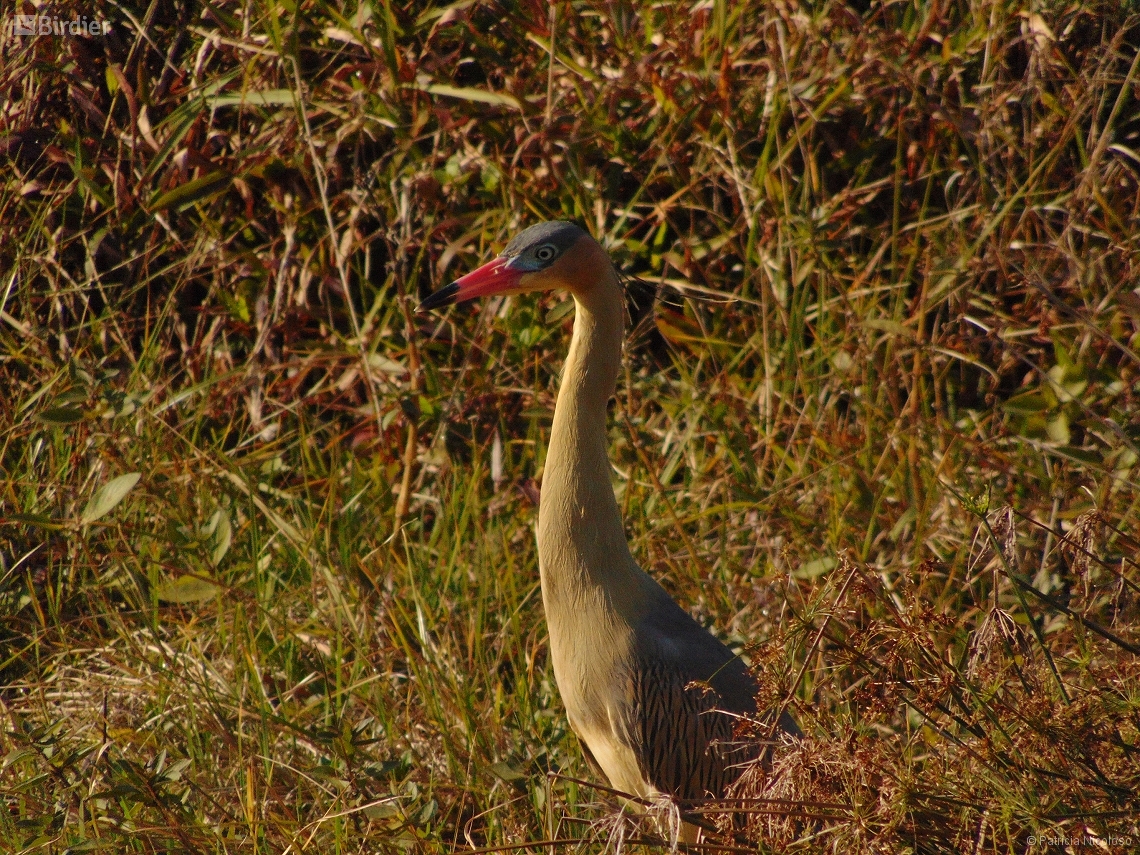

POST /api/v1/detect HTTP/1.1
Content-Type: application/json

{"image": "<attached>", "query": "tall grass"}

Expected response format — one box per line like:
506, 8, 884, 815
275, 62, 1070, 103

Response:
2, 0, 1138, 852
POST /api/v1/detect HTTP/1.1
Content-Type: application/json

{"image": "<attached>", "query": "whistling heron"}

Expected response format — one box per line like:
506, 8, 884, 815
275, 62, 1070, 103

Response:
420, 222, 798, 832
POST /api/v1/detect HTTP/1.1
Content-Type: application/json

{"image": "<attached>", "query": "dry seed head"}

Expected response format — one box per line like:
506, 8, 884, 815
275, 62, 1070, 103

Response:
1063, 508, 1101, 601
989, 506, 1017, 565
967, 606, 1033, 684
967, 505, 1019, 591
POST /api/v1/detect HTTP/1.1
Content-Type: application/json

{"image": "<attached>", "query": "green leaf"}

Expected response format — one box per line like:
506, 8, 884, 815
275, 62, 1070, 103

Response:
56, 839, 103, 852
1002, 389, 1053, 415
1060, 446, 1102, 465
366, 354, 408, 375
308, 764, 349, 786
142, 93, 219, 183
362, 801, 402, 821
218, 290, 250, 323
420, 83, 522, 111
209, 89, 296, 108
155, 575, 220, 603
2, 747, 36, 771
863, 318, 914, 337
1046, 364, 1088, 402
481, 162, 501, 191
488, 761, 526, 783
794, 556, 837, 580
148, 171, 232, 212
1046, 412, 1071, 444
81, 473, 141, 524
75, 168, 114, 209
35, 406, 85, 424
545, 299, 575, 324
160, 758, 192, 782
205, 509, 232, 566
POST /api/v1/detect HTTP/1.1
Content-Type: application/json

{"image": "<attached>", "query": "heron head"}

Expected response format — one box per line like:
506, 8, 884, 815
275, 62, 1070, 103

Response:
418, 221, 607, 311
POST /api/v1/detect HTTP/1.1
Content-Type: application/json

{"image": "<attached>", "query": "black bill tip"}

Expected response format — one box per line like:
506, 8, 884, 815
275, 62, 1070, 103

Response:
417, 282, 460, 313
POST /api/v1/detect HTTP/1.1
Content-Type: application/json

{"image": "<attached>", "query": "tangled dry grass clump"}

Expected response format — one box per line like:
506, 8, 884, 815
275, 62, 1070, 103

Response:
2, 0, 1139, 852
718, 533, 1140, 853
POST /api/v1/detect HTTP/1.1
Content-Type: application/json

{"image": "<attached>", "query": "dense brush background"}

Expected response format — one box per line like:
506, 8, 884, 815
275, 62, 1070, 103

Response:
2, 0, 1139, 852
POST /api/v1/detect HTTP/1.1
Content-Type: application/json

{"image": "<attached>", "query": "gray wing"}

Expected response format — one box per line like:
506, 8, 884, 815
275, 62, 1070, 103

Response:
629, 592, 796, 802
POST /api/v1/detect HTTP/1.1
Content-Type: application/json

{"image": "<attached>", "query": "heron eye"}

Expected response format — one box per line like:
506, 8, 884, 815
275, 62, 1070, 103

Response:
534, 244, 557, 262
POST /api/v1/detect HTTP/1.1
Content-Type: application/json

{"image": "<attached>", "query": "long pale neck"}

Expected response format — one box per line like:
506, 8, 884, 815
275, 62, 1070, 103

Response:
536, 266, 649, 618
